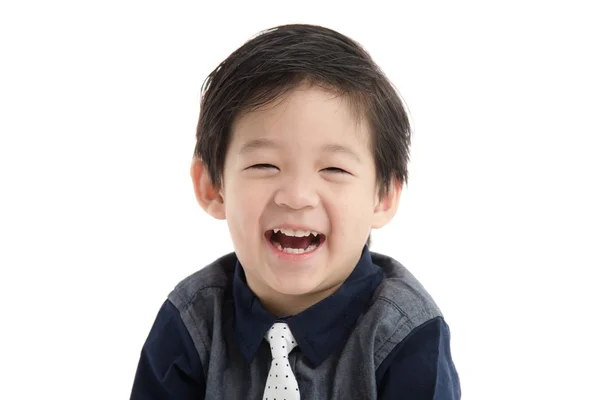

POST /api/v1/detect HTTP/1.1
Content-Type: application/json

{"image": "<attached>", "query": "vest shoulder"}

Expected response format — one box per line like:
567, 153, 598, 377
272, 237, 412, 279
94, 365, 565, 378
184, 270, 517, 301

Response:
168, 252, 237, 311
370, 252, 442, 320
351, 252, 443, 367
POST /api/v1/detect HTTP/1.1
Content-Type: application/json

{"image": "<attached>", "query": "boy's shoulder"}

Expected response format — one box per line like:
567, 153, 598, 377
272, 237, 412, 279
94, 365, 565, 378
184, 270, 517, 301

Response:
167, 252, 237, 312
370, 252, 441, 319
356, 252, 443, 367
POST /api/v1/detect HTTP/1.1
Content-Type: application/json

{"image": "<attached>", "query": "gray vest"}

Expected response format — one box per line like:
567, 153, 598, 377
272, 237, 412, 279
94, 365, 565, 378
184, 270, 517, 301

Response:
168, 252, 441, 399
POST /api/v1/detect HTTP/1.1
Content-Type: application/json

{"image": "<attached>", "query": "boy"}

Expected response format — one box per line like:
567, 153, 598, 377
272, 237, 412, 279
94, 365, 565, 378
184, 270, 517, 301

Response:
131, 24, 460, 399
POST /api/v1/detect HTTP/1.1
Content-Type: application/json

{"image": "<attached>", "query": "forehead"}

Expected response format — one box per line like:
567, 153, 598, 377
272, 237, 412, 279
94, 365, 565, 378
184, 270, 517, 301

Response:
229, 85, 372, 156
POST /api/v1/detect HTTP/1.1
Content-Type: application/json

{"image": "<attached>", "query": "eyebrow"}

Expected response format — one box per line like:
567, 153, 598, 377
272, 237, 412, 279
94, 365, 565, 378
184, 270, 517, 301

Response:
238, 138, 281, 155
321, 143, 362, 163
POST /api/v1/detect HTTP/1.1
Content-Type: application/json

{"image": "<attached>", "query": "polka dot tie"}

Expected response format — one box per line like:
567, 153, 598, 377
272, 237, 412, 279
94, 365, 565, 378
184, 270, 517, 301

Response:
263, 322, 301, 400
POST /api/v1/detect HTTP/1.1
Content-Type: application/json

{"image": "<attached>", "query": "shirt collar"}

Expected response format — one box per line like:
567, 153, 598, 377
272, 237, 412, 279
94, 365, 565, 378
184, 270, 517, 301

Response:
233, 246, 383, 367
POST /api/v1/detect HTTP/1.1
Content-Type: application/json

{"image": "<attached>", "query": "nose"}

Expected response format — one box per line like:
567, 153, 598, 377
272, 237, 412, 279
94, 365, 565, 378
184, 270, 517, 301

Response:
273, 174, 320, 210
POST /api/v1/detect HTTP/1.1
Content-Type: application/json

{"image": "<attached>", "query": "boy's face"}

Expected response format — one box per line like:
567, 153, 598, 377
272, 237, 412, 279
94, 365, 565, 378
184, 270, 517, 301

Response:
193, 84, 400, 313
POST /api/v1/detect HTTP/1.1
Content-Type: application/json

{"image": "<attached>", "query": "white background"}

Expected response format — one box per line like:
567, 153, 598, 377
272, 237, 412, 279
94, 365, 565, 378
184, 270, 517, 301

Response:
1, 1, 599, 398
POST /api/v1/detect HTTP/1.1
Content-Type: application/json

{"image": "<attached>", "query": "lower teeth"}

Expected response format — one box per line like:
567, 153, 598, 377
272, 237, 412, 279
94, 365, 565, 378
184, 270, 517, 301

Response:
273, 242, 317, 254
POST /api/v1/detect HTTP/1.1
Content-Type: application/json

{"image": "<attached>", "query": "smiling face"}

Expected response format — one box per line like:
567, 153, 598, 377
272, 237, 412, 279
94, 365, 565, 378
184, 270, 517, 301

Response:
192, 84, 401, 315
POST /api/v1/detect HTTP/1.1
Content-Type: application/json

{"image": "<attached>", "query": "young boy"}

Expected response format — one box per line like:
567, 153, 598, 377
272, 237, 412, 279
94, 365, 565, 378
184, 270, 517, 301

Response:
131, 24, 460, 399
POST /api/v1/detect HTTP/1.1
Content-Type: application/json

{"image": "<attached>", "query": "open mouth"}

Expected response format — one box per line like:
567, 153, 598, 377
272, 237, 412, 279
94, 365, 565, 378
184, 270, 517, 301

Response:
265, 228, 326, 254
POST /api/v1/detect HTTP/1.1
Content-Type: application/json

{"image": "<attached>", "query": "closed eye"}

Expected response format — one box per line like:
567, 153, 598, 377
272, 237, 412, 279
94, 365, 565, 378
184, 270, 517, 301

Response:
248, 164, 279, 170
322, 167, 349, 174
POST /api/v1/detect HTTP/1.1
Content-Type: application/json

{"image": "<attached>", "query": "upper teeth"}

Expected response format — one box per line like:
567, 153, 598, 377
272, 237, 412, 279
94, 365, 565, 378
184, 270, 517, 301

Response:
273, 228, 319, 237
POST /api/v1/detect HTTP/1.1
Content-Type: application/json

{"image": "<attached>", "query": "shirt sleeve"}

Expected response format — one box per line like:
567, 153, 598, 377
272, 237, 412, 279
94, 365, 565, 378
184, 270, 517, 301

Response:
376, 316, 461, 400
130, 300, 205, 400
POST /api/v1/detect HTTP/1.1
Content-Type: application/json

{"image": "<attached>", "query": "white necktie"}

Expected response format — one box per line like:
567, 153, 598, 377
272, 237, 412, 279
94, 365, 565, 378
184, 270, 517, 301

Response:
263, 322, 301, 400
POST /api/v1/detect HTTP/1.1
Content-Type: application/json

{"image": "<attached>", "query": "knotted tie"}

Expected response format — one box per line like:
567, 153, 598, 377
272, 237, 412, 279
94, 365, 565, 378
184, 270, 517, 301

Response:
262, 322, 301, 400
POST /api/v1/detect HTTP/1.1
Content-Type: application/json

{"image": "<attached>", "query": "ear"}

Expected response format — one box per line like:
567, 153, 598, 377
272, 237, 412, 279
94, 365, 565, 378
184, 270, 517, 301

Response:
372, 179, 402, 229
190, 158, 226, 220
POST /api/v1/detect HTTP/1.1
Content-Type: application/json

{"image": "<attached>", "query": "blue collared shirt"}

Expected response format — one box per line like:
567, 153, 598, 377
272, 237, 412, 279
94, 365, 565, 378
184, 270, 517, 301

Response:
131, 248, 460, 399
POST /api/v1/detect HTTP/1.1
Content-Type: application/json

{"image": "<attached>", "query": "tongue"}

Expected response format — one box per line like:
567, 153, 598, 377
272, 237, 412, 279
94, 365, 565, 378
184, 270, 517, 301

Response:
272, 232, 313, 249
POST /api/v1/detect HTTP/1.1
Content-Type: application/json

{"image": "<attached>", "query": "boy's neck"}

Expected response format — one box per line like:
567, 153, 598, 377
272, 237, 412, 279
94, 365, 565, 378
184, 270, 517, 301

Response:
259, 282, 344, 317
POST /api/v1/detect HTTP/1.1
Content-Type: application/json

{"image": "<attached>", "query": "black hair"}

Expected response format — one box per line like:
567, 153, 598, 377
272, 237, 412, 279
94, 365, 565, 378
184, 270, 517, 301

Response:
194, 24, 412, 247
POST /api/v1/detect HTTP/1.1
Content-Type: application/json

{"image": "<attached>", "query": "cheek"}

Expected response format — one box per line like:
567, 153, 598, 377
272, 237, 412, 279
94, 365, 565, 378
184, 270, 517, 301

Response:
224, 179, 270, 231
335, 191, 375, 231
327, 196, 373, 235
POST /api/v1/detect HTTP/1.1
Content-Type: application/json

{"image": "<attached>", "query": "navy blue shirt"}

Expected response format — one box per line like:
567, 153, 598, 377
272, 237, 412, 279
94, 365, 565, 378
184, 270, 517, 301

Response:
131, 249, 460, 399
